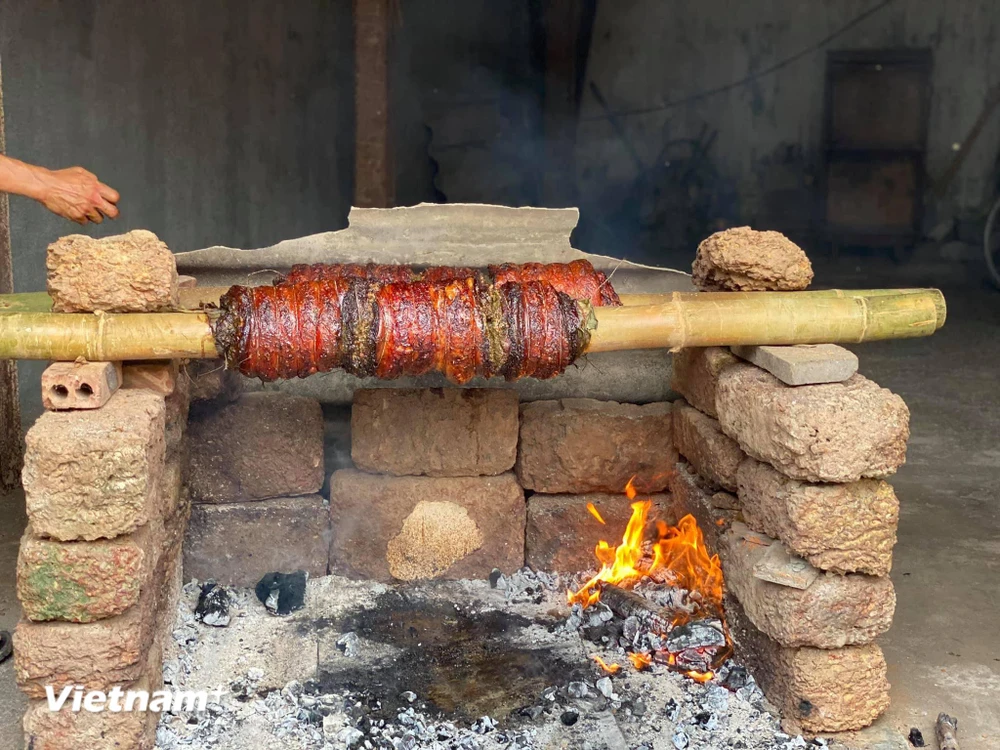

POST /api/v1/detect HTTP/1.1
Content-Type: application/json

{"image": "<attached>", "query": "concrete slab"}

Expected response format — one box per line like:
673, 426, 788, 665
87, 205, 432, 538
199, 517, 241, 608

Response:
730, 344, 858, 385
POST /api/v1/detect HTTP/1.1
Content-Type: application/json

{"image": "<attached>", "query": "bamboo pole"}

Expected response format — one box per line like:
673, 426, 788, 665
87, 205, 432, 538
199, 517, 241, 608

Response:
584, 288, 945, 352
0, 288, 944, 362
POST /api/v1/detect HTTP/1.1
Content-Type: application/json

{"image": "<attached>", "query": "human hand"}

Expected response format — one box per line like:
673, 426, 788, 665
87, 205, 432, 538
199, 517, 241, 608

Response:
36, 166, 120, 224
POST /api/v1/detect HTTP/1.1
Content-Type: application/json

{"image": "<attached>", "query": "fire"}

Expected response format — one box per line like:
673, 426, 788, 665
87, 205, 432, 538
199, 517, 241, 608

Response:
591, 655, 621, 674
586, 502, 606, 525
628, 652, 653, 670
686, 670, 715, 683
568, 479, 728, 683
568, 487, 723, 613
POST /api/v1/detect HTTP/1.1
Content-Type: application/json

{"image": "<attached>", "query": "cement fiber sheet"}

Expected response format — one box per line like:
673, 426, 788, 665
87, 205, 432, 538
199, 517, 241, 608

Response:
174, 203, 692, 296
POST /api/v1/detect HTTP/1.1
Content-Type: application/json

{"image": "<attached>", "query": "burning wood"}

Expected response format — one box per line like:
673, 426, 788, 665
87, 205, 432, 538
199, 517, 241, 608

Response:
567, 479, 732, 683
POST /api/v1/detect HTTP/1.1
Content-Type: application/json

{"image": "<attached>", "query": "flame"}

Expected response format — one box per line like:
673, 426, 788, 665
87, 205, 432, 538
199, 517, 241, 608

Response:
628, 652, 653, 671
586, 502, 606, 525
568, 489, 724, 614
591, 655, 621, 674
686, 670, 715, 683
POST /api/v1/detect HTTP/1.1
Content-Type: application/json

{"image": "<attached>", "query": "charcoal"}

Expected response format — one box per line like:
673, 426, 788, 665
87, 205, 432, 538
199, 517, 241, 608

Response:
596, 676, 614, 698
664, 619, 726, 652
336, 632, 361, 657
399, 690, 417, 704
254, 570, 307, 615
560, 710, 579, 726
721, 665, 749, 691
195, 582, 232, 627
908, 728, 926, 747
664, 697, 681, 722
518, 705, 546, 720
541, 687, 558, 702
632, 699, 647, 717
566, 681, 590, 698
702, 685, 729, 714
489, 569, 504, 588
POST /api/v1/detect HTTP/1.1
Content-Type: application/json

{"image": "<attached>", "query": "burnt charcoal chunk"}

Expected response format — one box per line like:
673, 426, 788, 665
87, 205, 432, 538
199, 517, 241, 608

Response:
195, 582, 232, 627
908, 728, 926, 747
255, 571, 307, 615
560, 710, 579, 726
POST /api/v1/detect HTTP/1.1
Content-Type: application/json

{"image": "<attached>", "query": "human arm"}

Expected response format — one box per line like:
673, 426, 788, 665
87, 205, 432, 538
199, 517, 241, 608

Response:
0, 154, 119, 224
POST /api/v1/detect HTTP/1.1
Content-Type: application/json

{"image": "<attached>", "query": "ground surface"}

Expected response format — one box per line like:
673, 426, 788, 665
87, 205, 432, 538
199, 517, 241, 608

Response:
0, 247, 997, 749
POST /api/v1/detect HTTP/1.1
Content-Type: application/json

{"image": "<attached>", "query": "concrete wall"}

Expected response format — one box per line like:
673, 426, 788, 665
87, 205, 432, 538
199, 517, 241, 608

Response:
1, 0, 355, 420
576, 0, 1000, 240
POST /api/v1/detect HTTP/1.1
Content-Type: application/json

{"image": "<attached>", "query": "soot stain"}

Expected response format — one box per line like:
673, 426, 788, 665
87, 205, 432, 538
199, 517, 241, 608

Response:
304, 590, 585, 721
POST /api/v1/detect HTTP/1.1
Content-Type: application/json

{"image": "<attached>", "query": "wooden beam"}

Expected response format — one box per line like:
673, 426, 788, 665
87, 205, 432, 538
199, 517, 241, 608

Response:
353, 0, 394, 208
0, 54, 22, 491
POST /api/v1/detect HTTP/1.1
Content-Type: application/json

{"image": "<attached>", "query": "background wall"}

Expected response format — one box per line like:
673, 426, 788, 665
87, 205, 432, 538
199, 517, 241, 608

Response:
575, 0, 1000, 259
1, 0, 355, 420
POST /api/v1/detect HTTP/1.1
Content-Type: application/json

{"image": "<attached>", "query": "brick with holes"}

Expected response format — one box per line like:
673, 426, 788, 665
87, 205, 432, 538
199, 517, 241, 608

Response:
41, 361, 122, 411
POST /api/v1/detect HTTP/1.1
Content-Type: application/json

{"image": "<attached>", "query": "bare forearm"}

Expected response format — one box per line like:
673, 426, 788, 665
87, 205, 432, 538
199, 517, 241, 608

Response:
0, 154, 50, 201
0, 155, 119, 224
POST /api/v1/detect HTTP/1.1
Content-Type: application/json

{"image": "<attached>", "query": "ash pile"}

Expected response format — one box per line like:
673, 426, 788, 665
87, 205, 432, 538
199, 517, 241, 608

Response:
153, 571, 844, 750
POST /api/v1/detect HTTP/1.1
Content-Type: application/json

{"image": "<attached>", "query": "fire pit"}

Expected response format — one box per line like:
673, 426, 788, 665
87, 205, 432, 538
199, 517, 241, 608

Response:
8, 206, 923, 750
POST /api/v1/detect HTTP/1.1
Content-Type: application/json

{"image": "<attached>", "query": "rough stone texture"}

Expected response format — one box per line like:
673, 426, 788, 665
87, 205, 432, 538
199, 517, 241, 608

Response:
41, 361, 121, 410
22, 389, 166, 541
122, 360, 177, 396
23, 688, 160, 750
669, 347, 739, 418
730, 344, 858, 386
516, 399, 676, 494
667, 461, 735, 553
751, 541, 821, 590
21, 644, 162, 750
716, 365, 910, 483
738, 458, 899, 576
183, 496, 331, 587
329, 470, 524, 581
47, 229, 179, 313
184, 359, 239, 403
351, 388, 519, 476
13, 506, 186, 699
163, 367, 191, 459
16, 523, 157, 623
692, 226, 813, 291
186, 393, 324, 502
672, 399, 744, 491
525, 492, 678, 572
726, 594, 890, 732
720, 523, 895, 648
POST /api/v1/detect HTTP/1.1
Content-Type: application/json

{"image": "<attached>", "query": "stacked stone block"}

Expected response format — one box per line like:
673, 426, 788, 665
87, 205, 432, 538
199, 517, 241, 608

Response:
669, 346, 906, 733
182, 392, 329, 586
518, 398, 678, 573
330, 388, 525, 581
16, 371, 190, 749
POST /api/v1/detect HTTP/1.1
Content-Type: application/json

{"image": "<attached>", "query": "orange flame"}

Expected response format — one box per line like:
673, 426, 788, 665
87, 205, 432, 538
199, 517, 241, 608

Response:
628, 652, 653, 671
686, 670, 715, 683
586, 502, 606, 525
591, 655, 621, 674
567, 484, 724, 614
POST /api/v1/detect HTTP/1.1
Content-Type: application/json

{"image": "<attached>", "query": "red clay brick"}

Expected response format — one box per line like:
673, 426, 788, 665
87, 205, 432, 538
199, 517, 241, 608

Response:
330, 470, 524, 581
183, 496, 331, 587
516, 399, 676, 494
186, 393, 324, 502
41, 361, 121, 411
23, 390, 166, 541
351, 388, 519, 476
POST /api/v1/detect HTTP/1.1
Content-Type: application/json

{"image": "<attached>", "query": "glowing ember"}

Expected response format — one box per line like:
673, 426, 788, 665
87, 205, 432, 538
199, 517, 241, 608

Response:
627, 652, 653, 671
686, 670, 715, 683
591, 655, 621, 674
586, 502, 606, 525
